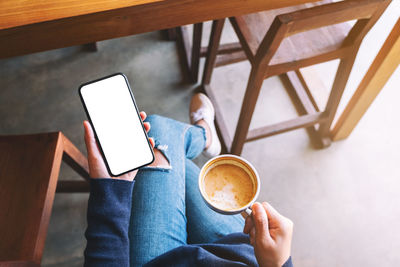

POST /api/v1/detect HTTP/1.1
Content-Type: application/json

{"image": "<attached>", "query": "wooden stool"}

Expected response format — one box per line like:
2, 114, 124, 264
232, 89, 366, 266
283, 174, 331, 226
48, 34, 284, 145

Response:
198, 0, 390, 155
0, 132, 90, 266
173, 24, 204, 82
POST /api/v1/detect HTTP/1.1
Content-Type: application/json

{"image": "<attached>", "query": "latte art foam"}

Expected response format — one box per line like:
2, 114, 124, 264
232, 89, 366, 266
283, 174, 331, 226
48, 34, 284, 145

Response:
204, 164, 254, 211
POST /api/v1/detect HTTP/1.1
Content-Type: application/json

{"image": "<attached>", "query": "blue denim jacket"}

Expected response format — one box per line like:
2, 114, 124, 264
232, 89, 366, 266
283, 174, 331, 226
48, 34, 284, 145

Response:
84, 179, 293, 267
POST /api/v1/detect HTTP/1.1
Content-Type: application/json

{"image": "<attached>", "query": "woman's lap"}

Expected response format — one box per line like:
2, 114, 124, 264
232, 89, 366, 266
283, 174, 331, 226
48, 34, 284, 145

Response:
129, 115, 193, 266
129, 115, 244, 266
185, 159, 244, 244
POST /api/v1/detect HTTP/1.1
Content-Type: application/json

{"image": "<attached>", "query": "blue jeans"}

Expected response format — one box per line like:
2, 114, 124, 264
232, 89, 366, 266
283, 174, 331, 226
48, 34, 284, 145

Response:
129, 115, 244, 266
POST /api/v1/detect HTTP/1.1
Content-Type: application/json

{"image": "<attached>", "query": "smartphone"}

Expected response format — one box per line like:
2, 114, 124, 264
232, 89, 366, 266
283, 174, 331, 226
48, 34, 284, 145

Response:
79, 73, 154, 176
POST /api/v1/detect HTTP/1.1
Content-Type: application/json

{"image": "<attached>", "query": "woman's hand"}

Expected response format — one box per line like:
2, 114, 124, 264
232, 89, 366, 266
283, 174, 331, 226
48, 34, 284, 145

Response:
243, 202, 293, 267
83, 111, 155, 182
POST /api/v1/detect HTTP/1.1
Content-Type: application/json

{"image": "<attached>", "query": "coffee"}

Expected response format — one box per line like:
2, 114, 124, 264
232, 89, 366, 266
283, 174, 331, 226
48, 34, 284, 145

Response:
204, 164, 254, 211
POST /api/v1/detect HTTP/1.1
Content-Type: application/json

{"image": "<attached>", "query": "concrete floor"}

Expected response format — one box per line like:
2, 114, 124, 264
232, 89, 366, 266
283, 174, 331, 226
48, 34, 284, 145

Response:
0, 2, 399, 266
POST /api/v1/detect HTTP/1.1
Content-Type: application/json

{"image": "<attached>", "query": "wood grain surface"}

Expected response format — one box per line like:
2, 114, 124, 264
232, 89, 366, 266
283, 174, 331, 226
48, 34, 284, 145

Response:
0, 0, 319, 58
0, 133, 63, 263
0, 0, 159, 30
0, 133, 89, 264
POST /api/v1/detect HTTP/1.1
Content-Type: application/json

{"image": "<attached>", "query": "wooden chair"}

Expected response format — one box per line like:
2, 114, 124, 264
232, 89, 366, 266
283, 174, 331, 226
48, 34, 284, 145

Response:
198, 0, 390, 155
0, 132, 90, 266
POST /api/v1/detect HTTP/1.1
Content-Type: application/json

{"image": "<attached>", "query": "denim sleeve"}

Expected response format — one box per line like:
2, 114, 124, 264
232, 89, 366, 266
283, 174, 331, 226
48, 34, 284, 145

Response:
283, 256, 294, 267
84, 178, 134, 267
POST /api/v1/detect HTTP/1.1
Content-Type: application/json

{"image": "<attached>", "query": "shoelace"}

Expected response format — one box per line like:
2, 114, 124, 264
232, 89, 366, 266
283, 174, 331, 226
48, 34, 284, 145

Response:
190, 108, 211, 123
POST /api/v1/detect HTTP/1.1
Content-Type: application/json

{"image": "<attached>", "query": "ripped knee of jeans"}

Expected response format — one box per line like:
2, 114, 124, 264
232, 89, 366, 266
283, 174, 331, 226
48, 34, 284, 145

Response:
141, 144, 171, 171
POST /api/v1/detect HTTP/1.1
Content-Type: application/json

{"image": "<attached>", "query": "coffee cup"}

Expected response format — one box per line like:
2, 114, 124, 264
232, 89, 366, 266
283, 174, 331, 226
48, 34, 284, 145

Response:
198, 154, 260, 215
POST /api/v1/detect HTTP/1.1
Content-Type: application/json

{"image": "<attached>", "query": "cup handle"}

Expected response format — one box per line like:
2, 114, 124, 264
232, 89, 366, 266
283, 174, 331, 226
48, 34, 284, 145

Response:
245, 207, 252, 216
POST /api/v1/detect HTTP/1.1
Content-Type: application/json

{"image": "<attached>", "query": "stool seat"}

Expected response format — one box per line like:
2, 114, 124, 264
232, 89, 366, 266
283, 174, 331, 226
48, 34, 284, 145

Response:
237, 14, 351, 66
0, 132, 89, 265
232, 1, 351, 66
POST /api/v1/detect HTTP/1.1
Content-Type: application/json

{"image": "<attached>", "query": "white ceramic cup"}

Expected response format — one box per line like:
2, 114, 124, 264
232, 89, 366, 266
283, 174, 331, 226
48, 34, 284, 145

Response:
198, 154, 260, 215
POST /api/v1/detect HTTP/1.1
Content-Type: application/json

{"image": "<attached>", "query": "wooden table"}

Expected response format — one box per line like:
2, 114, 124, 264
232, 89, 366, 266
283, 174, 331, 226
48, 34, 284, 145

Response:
1, 0, 396, 144
0, 0, 321, 59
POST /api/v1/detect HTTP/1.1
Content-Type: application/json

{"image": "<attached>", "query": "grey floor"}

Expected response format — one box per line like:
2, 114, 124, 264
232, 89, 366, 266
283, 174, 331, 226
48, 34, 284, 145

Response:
1, 2, 399, 266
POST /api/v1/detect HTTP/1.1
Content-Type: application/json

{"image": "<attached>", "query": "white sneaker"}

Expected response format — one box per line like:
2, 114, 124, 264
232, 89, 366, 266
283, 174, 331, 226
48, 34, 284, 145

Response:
189, 93, 221, 157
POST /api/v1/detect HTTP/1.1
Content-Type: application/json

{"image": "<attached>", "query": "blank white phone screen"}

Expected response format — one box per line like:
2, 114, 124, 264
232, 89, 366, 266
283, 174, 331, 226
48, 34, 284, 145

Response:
80, 74, 153, 176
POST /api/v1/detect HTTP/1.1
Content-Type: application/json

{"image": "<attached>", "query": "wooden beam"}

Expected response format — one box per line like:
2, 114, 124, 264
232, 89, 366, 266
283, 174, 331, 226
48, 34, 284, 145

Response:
203, 84, 232, 152
215, 51, 247, 67
332, 18, 400, 140
285, 0, 388, 36
56, 181, 90, 193
61, 134, 90, 181
279, 72, 330, 148
0, 0, 319, 58
202, 19, 225, 85
0, 261, 39, 267
191, 23, 203, 82
200, 42, 243, 57
246, 112, 327, 142
284, 71, 318, 114
294, 70, 320, 112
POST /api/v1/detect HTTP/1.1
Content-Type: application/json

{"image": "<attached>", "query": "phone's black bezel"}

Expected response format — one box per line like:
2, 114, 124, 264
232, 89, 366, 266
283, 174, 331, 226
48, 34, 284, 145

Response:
79, 73, 155, 177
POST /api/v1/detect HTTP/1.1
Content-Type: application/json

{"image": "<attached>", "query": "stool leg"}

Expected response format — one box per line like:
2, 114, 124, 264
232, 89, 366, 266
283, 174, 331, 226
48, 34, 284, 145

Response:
202, 19, 225, 85
166, 28, 177, 40
318, 54, 357, 143
61, 134, 90, 180
56, 181, 90, 193
332, 19, 400, 141
83, 42, 98, 52
231, 64, 266, 155
175, 26, 192, 82
191, 23, 203, 82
